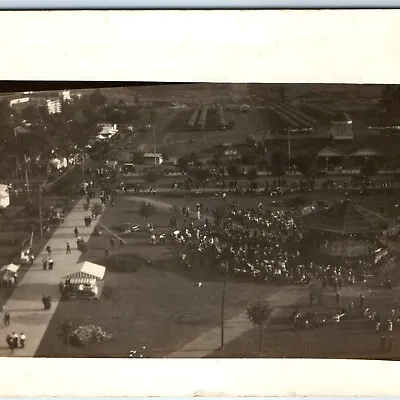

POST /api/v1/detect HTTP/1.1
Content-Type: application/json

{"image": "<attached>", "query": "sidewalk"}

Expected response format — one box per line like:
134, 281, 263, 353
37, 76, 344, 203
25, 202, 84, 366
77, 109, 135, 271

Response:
167, 286, 305, 358
0, 197, 96, 357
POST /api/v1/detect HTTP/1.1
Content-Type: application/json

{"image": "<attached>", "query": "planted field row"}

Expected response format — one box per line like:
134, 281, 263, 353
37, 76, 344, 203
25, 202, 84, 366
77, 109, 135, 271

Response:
198, 105, 209, 128
277, 103, 319, 127
188, 108, 201, 127
273, 103, 314, 130
216, 103, 226, 127
164, 107, 230, 133
300, 103, 336, 124
267, 107, 313, 136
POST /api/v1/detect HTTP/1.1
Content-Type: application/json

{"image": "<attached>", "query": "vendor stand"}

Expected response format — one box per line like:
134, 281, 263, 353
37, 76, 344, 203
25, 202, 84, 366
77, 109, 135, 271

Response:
60, 261, 106, 300
0, 263, 19, 289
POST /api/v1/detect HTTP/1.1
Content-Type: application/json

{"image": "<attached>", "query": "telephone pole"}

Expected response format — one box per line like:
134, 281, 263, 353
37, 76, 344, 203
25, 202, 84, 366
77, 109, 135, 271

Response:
24, 154, 30, 193
38, 185, 43, 238
153, 126, 157, 167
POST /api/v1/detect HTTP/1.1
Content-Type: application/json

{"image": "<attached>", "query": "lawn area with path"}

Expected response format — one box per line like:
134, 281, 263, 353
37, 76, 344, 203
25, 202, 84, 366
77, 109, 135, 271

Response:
36, 194, 285, 357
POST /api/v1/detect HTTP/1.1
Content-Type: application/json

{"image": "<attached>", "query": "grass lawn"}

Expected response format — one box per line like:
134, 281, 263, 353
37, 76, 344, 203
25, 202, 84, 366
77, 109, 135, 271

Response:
209, 283, 400, 359
36, 194, 281, 357
35, 190, 400, 358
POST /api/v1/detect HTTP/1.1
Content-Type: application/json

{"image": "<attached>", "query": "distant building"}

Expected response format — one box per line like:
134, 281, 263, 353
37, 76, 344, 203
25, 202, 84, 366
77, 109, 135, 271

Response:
47, 99, 62, 114
143, 152, 163, 166
330, 112, 353, 141
10, 97, 29, 107
223, 148, 240, 160
96, 123, 119, 141
62, 90, 71, 101
0, 184, 10, 210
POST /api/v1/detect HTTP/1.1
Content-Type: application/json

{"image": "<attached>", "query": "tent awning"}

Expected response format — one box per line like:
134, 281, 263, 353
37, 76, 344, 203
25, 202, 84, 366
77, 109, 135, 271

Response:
1, 263, 19, 273
63, 261, 106, 281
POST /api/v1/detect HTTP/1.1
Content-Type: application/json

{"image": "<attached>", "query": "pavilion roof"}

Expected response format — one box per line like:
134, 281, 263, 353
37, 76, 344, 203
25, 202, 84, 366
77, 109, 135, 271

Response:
302, 200, 389, 234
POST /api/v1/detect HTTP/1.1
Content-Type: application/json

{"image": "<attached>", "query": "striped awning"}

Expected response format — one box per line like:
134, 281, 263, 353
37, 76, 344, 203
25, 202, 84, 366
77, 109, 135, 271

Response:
67, 277, 96, 286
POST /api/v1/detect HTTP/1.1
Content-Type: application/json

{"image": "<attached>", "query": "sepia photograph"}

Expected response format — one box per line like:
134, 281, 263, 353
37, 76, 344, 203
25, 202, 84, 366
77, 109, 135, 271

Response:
1, 8, 400, 397
0, 82, 399, 360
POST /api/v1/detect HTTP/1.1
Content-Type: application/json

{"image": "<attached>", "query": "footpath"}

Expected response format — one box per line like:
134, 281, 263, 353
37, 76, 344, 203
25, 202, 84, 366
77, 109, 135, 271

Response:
167, 285, 305, 358
0, 198, 96, 357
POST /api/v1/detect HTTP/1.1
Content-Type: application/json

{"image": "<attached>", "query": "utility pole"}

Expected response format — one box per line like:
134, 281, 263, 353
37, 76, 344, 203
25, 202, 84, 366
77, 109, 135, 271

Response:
220, 263, 228, 349
220, 272, 226, 348
288, 130, 291, 173
153, 125, 157, 167
38, 185, 43, 238
81, 152, 85, 186
24, 154, 30, 193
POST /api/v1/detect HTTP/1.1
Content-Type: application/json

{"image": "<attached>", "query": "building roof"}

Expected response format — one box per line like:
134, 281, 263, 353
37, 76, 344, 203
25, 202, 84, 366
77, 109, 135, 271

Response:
316, 147, 344, 158
1, 263, 19, 273
350, 147, 381, 157
302, 200, 389, 234
64, 261, 106, 281
143, 153, 162, 158
332, 111, 352, 122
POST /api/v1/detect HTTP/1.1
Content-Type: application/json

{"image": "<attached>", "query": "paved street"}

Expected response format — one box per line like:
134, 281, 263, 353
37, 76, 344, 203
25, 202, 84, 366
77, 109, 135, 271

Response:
0, 197, 93, 357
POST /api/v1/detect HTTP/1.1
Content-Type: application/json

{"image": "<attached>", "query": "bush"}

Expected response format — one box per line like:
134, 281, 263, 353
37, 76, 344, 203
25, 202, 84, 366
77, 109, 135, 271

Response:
70, 325, 113, 347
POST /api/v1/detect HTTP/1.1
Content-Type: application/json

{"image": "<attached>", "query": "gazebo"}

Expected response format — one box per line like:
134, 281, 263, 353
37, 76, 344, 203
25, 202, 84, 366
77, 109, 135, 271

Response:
302, 200, 389, 261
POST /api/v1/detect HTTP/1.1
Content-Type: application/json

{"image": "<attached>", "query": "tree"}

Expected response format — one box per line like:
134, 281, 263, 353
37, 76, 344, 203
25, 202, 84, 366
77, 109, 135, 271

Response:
143, 169, 162, 185
246, 167, 258, 182
270, 151, 286, 176
227, 164, 242, 179
361, 157, 380, 176
57, 319, 73, 355
279, 85, 286, 103
193, 169, 211, 189
246, 300, 273, 356
89, 89, 107, 107
21, 105, 40, 122
138, 201, 155, 220
177, 157, 189, 173
148, 109, 157, 125
295, 154, 315, 177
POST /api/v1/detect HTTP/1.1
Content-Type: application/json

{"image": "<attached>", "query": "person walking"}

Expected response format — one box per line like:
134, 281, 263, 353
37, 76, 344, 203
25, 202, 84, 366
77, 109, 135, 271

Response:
19, 333, 26, 348
74, 227, 79, 238
12, 332, 18, 350
388, 320, 393, 333
388, 336, 394, 353
42, 258, 48, 270
110, 238, 114, 249
48, 258, 54, 270
380, 335, 386, 350
46, 245, 51, 256
66, 242, 71, 254
3, 311, 10, 326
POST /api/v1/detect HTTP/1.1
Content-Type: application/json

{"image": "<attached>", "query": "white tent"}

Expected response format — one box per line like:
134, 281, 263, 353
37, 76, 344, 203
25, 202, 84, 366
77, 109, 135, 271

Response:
1, 263, 19, 274
64, 261, 106, 281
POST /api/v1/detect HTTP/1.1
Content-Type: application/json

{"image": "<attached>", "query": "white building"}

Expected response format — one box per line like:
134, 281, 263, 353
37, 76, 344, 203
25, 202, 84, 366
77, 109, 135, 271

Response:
143, 152, 163, 165
10, 97, 29, 107
0, 184, 10, 209
330, 112, 353, 142
62, 90, 71, 101
47, 99, 62, 114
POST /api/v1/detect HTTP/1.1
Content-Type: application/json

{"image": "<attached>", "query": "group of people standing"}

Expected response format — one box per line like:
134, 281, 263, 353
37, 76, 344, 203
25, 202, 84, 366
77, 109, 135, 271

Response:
3, 311, 26, 351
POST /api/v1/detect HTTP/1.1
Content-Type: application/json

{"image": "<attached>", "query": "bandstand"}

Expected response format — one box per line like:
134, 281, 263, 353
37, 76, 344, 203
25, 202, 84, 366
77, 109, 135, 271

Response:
301, 200, 390, 270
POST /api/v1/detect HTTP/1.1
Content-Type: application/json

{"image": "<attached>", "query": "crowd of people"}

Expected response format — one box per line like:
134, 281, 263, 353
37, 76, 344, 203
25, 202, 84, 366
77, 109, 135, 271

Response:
150, 199, 393, 292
